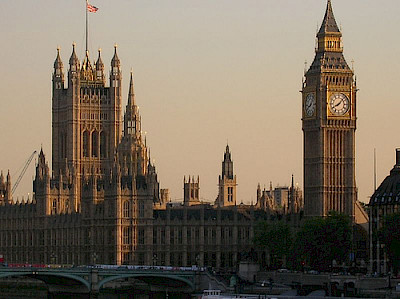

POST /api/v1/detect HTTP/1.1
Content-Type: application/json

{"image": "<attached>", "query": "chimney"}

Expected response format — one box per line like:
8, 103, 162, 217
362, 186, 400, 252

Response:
396, 148, 400, 166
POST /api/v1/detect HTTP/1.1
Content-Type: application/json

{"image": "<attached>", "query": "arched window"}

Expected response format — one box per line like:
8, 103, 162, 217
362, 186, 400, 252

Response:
92, 130, 98, 157
65, 199, 70, 212
52, 199, 57, 214
123, 200, 130, 218
123, 227, 131, 245
59, 133, 64, 159
100, 131, 107, 158
83, 131, 90, 158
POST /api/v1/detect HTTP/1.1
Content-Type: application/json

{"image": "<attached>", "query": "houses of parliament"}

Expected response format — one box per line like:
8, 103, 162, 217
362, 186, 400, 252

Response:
0, 0, 367, 270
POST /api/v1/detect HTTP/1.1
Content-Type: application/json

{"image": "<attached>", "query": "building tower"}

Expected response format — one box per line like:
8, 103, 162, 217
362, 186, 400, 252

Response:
302, 0, 357, 217
184, 176, 200, 206
52, 45, 122, 182
216, 145, 237, 207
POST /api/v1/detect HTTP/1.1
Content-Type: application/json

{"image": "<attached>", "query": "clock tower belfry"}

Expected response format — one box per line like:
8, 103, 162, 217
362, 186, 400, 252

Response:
302, 0, 357, 218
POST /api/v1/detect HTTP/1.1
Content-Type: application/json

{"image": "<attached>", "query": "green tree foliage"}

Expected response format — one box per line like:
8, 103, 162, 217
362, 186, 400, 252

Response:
254, 221, 292, 269
380, 213, 400, 274
289, 212, 352, 272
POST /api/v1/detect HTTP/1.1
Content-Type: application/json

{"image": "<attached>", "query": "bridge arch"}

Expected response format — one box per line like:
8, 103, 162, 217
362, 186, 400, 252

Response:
98, 273, 195, 291
0, 271, 91, 292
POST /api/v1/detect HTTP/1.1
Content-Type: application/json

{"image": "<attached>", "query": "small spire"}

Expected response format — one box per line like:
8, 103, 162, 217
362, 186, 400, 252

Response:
318, 0, 340, 36
82, 50, 92, 71
148, 148, 151, 165
54, 47, 63, 69
396, 148, 400, 167
128, 71, 135, 106
111, 44, 120, 66
70, 43, 77, 61
96, 48, 104, 68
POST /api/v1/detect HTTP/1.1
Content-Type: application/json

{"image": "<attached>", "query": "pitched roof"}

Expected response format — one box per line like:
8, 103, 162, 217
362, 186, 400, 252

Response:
318, 0, 340, 35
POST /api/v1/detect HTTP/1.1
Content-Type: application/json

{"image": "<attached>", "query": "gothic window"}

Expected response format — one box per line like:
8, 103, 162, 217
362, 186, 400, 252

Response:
59, 134, 64, 159
153, 228, 157, 244
127, 120, 135, 135
65, 199, 69, 212
139, 202, 144, 218
212, 228, 216, 245
83, 131, 89, 158
161, 228, 165, 245
52, 199, 57, 214
123, 227, 131, 245
138, 228, 145, 245
92, 130, 98, 157
63, 134, 67, 158
228, 187, 233, 202
100, 131, 107, 158
178, 228, 183, 244
123, 200, 130, 218
170, 229, 175, 245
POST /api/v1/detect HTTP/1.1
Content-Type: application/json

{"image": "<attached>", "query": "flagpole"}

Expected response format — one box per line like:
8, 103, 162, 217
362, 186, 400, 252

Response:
86, 0, 88, 53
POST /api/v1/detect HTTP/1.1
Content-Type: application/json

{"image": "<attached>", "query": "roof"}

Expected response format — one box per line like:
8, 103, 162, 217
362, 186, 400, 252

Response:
307, 52, 351, 74
369, 150, 400, 206
318, 0, 340, 36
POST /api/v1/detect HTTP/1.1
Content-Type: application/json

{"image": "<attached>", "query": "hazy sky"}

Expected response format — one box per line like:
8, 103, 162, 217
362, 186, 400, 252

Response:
0, 0, 399, 204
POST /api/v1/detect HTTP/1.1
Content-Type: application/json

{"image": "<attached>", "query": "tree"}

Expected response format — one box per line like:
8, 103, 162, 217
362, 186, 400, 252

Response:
289, 212, 352, 272
380, 212, 400, 275
254, 221, 292, 269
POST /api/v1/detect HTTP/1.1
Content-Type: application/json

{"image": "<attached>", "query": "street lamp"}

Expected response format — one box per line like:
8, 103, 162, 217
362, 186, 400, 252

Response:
50, 252, 56, 265
152, 254, 157, 266
92, 252, 98, 265
195, 254, 200, 269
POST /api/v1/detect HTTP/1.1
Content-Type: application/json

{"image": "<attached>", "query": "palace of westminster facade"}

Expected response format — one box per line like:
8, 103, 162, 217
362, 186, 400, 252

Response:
0, 1, 371, 270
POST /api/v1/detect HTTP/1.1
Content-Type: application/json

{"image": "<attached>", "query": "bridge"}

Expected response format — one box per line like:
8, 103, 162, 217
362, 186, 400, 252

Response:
0, 266, 217, 298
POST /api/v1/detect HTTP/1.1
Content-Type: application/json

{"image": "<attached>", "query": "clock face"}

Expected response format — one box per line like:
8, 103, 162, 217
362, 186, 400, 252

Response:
304, 93, 316, 117
329, 93, 350, 116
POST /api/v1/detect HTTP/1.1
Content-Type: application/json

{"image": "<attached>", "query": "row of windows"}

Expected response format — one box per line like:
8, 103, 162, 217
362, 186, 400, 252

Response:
82, 130, 108, 158
153, 227, 251, 245
80, 112, 109, 120
122, 201, 145, 218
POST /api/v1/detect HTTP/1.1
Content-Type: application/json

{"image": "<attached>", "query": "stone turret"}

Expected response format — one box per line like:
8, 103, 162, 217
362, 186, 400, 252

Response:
216, 145, 237, 207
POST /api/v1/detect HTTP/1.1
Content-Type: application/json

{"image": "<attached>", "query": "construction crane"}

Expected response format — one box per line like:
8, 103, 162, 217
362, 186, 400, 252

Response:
12, 150, 37, 195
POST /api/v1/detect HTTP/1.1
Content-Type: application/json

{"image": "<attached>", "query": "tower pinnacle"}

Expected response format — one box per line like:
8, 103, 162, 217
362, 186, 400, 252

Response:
318, 0, 340, 36
128, 71, 135, 107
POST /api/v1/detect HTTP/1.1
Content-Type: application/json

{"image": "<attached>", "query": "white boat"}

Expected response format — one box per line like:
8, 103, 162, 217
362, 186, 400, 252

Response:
201, 289, 260, 299
201, 289, 222, 299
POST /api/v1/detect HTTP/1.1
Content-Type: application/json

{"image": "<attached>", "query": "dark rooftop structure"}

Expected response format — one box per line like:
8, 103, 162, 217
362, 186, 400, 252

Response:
369, 149, 400, 206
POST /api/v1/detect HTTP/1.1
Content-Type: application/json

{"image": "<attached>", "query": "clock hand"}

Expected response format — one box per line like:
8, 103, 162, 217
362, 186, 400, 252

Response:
334, 99, 343, 108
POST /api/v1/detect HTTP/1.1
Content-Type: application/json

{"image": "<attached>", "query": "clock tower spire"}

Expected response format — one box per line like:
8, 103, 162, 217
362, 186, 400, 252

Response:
302, 0, 357, 218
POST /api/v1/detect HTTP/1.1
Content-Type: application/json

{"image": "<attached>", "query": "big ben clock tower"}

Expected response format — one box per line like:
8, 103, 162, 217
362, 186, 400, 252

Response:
302, 0, 357, 218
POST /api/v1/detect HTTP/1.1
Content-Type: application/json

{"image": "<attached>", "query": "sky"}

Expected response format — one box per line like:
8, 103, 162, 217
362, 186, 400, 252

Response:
0, 0, 399, 204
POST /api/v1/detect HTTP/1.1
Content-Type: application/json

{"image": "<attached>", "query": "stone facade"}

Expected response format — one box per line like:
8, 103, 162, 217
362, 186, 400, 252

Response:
0, 45, 304, 270
255, 177, 303, 214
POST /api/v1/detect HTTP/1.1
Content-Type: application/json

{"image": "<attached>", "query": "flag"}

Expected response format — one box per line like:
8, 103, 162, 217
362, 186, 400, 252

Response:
87, 3, 98, 13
